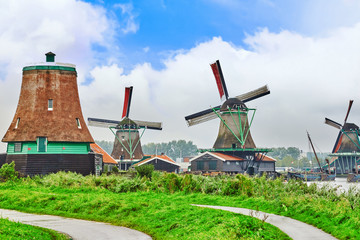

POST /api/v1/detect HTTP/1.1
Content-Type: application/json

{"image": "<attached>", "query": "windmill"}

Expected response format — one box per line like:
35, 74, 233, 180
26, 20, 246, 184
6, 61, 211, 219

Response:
185, 60, 271, 174
185, 60, 270, 150
88, 86, 162, 163
325, 100, 360, 174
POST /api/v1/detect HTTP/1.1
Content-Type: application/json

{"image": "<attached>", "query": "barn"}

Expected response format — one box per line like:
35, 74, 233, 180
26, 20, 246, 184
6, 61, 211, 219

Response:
133, 154, 180, 173
190, 151, 275, 174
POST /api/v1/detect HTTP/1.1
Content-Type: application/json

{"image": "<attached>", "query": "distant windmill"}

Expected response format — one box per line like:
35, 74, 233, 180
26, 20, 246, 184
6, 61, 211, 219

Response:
88, 86, 162, 162
325, 100, 360, 174
185, 60, 270, 150
325, 100, 360, 153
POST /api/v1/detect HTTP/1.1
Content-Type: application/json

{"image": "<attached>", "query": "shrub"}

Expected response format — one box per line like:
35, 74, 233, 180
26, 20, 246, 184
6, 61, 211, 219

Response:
0, 161, 19, 182
112, 166, 119, 173
135, 164, 154, 179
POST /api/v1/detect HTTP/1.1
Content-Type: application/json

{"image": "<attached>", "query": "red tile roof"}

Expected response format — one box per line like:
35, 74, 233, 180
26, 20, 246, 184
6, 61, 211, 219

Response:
211, 152, 244, 161
133, 154, 180, 167
257, 154, 276, 162
90, 143, 117, 164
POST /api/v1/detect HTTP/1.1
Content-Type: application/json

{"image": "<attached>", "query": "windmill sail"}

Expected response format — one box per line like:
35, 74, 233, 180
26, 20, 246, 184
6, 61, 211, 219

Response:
122, 86, 133, 118
211, 60, 229, 101
185, 107, 219, 126
235, 85, 270, 103
344, 100, 354, 123
325, 118, 342, 129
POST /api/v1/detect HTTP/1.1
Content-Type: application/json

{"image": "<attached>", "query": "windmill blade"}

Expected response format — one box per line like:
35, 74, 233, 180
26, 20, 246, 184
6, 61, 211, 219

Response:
344, 99, 354, 123
325, 118, 342, 129
88, 118, 119, 128
235, 85, 270, 103
185, 107, 220, 126
122, 86, 133, 118
211, 60, 229, 100
133, 120, 162, 130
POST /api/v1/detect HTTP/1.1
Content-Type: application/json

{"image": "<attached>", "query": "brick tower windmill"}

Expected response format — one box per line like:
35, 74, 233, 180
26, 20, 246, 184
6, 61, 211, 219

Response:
88, 86, 162, 170
1, 52, 95, 175
186, 60, 274, 174
325, 100, 360, 175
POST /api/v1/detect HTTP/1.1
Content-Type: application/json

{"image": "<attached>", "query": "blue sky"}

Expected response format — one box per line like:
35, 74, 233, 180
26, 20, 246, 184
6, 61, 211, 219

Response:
1, 0, 360, 152
84, 0, 308, 70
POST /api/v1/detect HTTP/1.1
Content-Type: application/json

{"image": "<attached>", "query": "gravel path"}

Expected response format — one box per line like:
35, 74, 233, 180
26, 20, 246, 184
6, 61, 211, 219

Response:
193, 204, 337, 240
0, 208, 152, 240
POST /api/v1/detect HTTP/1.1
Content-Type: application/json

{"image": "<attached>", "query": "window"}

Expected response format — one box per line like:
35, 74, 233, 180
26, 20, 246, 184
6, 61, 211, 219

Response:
15, 118, 20, 129
14, 143, 22, 152
209, 161, 217, 170
76, 118, 81, 129
37, 137, 47, 152
197, 161, 204, 170
48, 99, 53, 111
227, 161, 230, 165
235, 162, 239, 165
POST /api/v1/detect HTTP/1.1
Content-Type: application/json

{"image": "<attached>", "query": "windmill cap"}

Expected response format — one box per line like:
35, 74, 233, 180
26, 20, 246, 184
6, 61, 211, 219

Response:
22, 52, 76, 71
220, 98, 247, 111
343, 123, 359, 131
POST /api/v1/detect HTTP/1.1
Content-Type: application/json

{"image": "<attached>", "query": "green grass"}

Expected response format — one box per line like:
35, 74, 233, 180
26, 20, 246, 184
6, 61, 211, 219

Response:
0, 218, 69, 240
0, 185, 289, 240
0, 171, 359, 239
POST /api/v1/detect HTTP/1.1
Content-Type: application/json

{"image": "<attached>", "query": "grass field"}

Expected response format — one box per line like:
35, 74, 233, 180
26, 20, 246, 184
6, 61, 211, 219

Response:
0, 218, 69, 240
0, 169, 359, 239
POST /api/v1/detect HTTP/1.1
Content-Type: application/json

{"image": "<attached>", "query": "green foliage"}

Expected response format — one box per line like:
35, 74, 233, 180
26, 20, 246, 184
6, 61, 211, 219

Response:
112, 166, 119, 173
142, 140, 198, 160
0, 162, 19, 182
0, 218, 69, 240
135, 164, 154, 179
0, 172, 359, 239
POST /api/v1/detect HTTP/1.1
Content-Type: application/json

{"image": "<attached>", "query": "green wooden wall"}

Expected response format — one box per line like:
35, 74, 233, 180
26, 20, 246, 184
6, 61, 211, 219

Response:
7, 142, 90, 155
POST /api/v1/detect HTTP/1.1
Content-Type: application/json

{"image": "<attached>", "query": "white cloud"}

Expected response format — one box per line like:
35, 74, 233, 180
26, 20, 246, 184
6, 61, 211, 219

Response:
114, 3, 139, 34
82, 23, 360, 153
1, 0, 360, 155
0, 0, 113, 152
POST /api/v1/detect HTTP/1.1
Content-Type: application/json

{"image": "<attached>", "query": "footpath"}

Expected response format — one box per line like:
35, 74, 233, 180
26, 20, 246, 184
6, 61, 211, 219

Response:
194, 204, 337, 240
0, 208, 152, 240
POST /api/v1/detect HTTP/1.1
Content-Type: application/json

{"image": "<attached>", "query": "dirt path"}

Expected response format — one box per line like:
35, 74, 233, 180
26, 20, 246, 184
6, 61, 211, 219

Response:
193, 205, 337, 240
0, 208, 152, 240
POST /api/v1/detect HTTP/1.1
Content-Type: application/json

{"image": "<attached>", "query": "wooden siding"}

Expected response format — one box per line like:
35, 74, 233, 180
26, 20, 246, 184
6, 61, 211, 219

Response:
145, 159, 179, 172
0, 154, 6, 168
7, 142, 90, 155
6, 153, 95, 176
191, 154, 224, 172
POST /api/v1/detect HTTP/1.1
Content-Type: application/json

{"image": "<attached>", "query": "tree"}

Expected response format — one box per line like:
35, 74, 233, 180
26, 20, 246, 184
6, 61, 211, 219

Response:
142, 140, 198, 160
95, 140, 113, 154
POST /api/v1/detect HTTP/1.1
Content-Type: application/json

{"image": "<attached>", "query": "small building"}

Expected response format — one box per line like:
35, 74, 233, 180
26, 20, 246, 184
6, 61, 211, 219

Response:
90, 143, 117, 174
190, 152, 275, 174
133, 154, 180, 173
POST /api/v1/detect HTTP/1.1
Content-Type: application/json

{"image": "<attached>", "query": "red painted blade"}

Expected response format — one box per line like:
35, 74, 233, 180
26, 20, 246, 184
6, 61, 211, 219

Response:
122, 86, 133, 118
344, 100, 354, 123
211, 60, 229, 100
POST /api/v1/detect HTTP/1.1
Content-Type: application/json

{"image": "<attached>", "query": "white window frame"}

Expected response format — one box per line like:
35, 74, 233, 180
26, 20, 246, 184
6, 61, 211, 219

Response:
15, 118, 20, 129
48, 99, 53, 111
76, 118, 82, 129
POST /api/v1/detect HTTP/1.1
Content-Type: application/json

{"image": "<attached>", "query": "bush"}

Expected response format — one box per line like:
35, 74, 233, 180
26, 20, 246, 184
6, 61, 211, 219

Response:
112, 166, 119, 173
135, 164, 154, 179
0, 161, 19, 182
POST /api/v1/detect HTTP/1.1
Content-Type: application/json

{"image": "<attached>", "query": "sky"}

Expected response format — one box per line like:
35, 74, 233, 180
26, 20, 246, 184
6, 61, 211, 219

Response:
1, 0, 360, 153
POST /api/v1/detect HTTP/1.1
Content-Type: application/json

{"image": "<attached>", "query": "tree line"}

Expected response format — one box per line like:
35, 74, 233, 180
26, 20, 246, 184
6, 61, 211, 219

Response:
267, 147, 329, 168
96, 139, 198, 161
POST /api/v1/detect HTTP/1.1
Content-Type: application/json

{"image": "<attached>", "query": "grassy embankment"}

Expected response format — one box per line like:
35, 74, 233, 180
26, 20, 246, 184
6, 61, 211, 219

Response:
0, 218, 69, 240
0, 166, 359, 239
